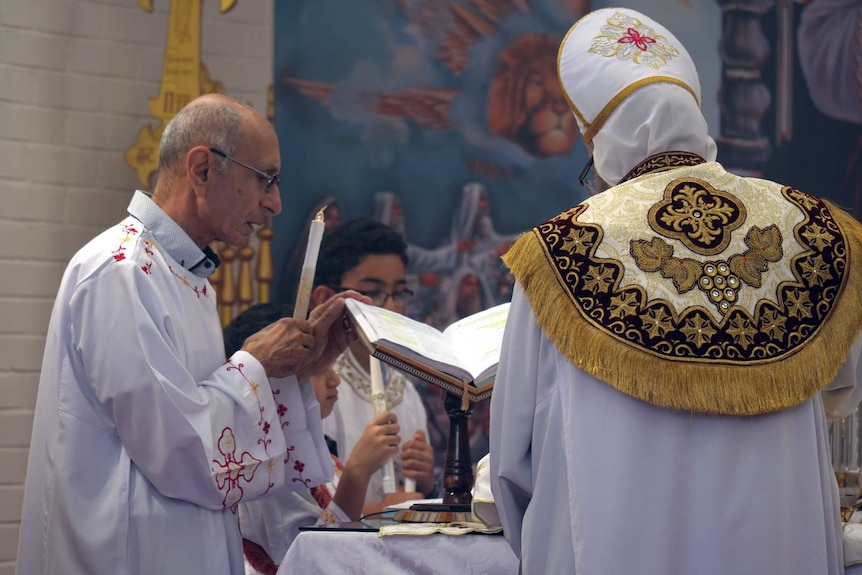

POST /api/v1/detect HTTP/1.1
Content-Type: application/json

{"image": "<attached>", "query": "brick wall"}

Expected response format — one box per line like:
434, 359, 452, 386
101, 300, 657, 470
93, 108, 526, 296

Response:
0, 0, 273, 571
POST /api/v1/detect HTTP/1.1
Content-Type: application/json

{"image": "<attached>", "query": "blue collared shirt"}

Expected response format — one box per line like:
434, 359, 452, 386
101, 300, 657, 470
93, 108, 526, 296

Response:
127, 190, 220, 278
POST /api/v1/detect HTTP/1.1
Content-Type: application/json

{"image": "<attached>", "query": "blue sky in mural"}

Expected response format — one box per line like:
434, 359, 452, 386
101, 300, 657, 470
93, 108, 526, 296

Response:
271, 0, 721, 293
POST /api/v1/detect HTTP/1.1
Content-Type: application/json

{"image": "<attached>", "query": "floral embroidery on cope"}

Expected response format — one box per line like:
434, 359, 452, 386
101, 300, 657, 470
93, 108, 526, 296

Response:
621, 152, 706, 183
589, 11, 679, 69
540, 185, 848, 363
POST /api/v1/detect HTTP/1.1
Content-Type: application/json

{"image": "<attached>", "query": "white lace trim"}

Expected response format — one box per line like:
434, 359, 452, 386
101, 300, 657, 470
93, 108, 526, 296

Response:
333, 347, 406, 408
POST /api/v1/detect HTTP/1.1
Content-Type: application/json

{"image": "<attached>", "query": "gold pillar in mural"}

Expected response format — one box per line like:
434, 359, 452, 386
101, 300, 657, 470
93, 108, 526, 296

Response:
124, 0, 276, 327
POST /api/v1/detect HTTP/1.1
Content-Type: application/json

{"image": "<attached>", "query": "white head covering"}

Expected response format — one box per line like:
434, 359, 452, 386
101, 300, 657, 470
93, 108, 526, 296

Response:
558, 8, 717, 185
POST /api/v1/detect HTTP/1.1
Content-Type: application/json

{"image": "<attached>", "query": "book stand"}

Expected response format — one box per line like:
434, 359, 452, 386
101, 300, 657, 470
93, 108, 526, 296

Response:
394, 392, 476, 523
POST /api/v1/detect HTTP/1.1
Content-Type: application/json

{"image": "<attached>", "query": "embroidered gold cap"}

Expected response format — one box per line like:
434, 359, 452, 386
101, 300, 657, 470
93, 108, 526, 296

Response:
558, 8, 701, 146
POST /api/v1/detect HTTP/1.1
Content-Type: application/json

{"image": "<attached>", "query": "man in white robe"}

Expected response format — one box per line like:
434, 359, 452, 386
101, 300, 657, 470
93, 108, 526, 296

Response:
490, 9, 862, 575
16, 94, 362, 575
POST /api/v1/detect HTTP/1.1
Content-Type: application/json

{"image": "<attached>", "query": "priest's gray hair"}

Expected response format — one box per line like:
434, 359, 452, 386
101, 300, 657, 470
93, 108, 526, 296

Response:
158, 98, 243, 174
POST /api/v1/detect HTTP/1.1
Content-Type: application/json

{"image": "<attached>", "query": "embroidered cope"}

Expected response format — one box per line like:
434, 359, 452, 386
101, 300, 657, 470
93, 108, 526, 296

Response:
492, 158, 862, 574
504, 161, 862, 415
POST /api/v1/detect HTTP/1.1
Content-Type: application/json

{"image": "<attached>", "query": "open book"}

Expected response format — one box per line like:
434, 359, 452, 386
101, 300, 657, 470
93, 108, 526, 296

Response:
344, 299, 510, 403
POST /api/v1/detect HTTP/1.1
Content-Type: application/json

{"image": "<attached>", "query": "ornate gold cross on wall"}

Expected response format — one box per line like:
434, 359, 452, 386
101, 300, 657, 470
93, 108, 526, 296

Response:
125, 0, 234, 187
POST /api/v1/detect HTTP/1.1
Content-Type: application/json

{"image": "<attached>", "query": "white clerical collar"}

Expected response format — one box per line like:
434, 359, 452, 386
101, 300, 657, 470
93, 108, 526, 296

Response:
127, 190, 220, 278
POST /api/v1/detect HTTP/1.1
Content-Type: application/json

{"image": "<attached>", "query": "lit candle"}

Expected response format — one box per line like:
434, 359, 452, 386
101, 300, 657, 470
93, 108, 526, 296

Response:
293, 207, 326, 320
370, 356, 397, 493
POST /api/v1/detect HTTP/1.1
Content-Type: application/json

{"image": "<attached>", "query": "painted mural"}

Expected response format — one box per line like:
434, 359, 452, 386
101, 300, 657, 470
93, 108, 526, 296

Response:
272, 0, 861, 479
273, 0, 600, 477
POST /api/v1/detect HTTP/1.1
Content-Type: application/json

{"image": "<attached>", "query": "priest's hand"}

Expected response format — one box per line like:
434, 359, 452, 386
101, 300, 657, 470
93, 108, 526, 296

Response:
297, 291, 371, 381
400, 430, 436, 497
240, 316, 316, 378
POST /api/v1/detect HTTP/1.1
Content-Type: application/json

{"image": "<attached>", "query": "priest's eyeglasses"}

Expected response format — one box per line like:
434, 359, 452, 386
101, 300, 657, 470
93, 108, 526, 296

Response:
579, 156, 598, 196
209, 147, 280, 192
328, 286, 414, 307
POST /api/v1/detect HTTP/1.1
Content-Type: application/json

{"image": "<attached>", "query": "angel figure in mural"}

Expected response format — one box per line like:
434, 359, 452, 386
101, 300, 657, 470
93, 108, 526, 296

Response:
448, 183, 517, 305
373, 191, 461, 274
450, 183, 516, 260
284, 0, 590, 175
372, 185, 515, 325
373, 191, 458, 325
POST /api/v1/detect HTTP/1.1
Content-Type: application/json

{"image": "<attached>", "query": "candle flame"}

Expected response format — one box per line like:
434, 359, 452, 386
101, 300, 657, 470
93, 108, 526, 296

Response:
314, 206, 327, 223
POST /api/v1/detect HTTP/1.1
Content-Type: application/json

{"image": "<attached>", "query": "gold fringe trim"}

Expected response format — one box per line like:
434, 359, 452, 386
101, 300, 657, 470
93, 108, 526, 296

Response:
503, 205, 862, 416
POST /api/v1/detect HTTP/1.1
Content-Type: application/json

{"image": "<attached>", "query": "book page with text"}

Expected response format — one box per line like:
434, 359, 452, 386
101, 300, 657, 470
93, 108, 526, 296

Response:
442, 303, 510, 381
345, 299, 467, 372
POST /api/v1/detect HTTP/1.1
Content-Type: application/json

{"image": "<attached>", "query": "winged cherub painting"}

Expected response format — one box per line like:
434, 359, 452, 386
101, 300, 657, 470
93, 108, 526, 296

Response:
283, 0, 588, 175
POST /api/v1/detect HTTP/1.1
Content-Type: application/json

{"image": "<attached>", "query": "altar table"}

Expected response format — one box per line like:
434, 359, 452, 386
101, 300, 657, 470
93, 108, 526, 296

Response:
276, 529, 518, 575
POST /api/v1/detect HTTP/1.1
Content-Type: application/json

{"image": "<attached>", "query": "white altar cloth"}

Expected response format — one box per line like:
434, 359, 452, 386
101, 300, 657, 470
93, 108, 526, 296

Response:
277, 529, 518, 575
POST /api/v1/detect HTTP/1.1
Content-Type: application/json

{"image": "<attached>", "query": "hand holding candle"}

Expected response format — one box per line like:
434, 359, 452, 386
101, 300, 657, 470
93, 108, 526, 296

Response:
293, 208, 326, 320
370, 356, 397, 494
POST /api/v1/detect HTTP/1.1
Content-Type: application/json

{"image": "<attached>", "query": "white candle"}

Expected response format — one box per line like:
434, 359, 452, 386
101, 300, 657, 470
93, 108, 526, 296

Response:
370, 357, 397, 493
404, 477, 416, 494
293, 208, 326, 320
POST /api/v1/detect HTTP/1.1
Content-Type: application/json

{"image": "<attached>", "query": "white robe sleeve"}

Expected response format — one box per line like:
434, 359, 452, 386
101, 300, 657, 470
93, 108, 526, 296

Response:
267, 375, 334, 493
69, 261, 330, 511
489, 284, 555, 557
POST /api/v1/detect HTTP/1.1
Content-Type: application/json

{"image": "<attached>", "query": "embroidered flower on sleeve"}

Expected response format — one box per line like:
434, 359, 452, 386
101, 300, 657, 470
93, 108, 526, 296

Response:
291, 459, 311, 488
212, 427, 262, 511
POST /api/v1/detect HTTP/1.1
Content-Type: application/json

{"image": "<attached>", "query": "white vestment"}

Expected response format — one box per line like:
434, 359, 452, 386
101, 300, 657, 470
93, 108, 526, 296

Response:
322, 348, 429, 502
17, 200, 332, 575
491, 285, 862, 575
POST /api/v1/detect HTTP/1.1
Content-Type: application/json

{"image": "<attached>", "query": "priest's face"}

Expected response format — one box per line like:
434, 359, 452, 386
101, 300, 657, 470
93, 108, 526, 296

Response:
206, 116, 282, 248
